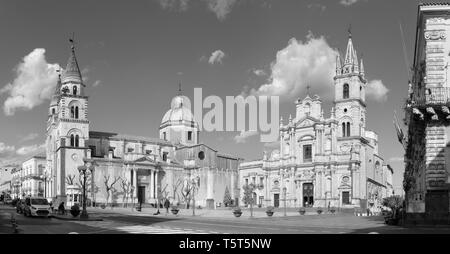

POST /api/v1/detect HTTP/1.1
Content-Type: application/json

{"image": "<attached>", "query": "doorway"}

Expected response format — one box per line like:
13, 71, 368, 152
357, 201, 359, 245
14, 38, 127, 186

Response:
303, 183, 314, 207
342, 191, 350, 205
274, 194, 280, 208
137, 186, 146, 204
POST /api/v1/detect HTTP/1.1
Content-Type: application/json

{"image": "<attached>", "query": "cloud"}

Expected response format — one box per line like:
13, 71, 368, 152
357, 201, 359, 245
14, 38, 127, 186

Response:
19, 133, 39, 143
246, 32, 338, 101
1, 48, 60, 116
204, 0, 237, 21
339, 0, 360, 6
208, 50, 226, 64
366, 80, 389, 102
234, 130, 259, 143
92, 80, 102, 87
156, 0, 190, 11
0, 142, 15, 155
16, 143, 45, 156
253, 69, 267, 77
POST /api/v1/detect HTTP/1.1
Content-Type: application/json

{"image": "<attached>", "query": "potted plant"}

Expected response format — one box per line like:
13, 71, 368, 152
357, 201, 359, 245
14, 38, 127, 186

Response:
382, 195, 403, 226
100, 203, 106, 209
266, 206, 275, 217
233, 207, 242, 217
317, 207, 323, 215
171, 205, 180, 215
330, 207, 336, 214
70, 203, 80, 217
298, 207, 306, 215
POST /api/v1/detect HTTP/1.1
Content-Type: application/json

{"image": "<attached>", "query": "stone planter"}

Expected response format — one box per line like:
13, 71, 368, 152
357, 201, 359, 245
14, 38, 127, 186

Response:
266, 211, 274, 217
317, 209, 323, 215
330, 209, 336, 214
233, 212, 242, 217
171, 209, 179, 215
299, 210, 306, 215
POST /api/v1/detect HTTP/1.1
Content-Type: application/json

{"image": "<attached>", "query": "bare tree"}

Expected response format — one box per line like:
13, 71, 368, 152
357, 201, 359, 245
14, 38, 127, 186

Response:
103, 175, 121, 208
65, 175, 76, 185
172, 179, 183, 205
120, 179, 132, 208
180, 180, 193, 209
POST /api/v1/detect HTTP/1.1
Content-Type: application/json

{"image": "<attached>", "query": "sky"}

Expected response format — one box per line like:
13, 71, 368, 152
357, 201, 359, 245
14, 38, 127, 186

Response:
0, 0, 442, 194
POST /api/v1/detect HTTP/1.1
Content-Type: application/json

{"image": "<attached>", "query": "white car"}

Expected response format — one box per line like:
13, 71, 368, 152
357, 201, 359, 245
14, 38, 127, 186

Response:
23, 197, 51, 218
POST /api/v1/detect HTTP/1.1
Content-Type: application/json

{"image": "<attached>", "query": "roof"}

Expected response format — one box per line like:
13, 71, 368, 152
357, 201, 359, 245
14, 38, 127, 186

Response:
62, 44, 83, 85
89, 131, 173, 146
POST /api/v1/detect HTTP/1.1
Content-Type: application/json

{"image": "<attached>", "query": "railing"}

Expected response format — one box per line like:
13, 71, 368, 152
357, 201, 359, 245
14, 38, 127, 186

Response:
414, 87, 450, 105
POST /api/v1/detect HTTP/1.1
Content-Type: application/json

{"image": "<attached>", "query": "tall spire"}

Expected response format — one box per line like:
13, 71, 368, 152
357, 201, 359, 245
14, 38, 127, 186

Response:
178, 81, 182, 96
62, 34, 83, 85
343, 27, 359, 74
336, 53, 342, 75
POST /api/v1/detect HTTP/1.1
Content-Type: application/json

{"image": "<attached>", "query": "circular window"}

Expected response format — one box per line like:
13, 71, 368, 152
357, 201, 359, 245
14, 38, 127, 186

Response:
344, 108, 348, 113
198, 151, 205, 160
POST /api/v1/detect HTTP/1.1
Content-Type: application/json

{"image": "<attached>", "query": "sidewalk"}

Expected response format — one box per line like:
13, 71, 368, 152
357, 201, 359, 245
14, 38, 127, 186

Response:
85, 206, 333, 220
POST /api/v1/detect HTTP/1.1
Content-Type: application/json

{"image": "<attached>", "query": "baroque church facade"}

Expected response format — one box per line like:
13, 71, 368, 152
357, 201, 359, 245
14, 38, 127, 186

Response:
239, 34, 393, 211
45, 41, 240, 209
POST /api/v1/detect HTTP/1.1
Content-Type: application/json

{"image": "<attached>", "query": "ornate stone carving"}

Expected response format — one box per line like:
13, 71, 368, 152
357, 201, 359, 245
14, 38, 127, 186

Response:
424, 30, 446, 40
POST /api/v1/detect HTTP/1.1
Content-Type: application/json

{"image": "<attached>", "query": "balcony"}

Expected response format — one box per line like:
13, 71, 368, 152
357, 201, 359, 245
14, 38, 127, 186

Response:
414, 87, 450, 106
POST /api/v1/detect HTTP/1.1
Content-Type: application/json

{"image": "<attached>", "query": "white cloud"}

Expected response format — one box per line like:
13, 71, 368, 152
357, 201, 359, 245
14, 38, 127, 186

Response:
339, 0, 360, 6
247, 32, 338, 101
92, 80, 102, 87
366, 80, 389, 102
204, 0, 237, 21
253, 69, 267, 77
208, 50, 226, 65
16, 143, 45, 156
1, 48, 60, 116
157, 0, 190, 11
0, 142, 15, 155
19, 133, 39, 143
234, 130, 259, 144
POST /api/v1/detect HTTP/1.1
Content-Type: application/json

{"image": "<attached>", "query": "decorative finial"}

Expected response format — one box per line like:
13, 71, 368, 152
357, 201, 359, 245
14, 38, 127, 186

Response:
178, 81, 182, 96
348, 24, 352, 38
306, 85, 311, 96
69, 32, 75, 50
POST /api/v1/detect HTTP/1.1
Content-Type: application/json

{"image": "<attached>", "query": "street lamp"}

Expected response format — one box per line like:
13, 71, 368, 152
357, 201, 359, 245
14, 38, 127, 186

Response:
283, 187, 287, 217
77, 164, 92, 220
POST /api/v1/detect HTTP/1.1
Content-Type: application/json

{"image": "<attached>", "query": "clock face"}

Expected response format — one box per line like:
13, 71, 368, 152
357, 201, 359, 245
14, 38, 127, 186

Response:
71, 153, 78, 162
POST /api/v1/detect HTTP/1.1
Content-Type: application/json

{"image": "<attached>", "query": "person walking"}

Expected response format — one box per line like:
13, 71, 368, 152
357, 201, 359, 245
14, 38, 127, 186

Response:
164, 199, 170, 215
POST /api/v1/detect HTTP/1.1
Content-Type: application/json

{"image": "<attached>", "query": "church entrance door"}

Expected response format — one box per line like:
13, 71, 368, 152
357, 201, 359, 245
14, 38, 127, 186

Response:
274, 194, 280, 208
303, 183, 314, 207
137, 186, 146, 204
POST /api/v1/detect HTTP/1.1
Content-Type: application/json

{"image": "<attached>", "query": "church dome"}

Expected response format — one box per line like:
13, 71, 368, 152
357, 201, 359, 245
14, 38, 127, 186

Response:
161, 95, 197, 126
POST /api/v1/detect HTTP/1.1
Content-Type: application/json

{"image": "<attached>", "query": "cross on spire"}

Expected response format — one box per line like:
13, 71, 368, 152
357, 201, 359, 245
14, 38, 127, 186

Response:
69, 32, 76, 50
178, 81, 182, 95
348, 24, 352, 38
306, 85, 311, 96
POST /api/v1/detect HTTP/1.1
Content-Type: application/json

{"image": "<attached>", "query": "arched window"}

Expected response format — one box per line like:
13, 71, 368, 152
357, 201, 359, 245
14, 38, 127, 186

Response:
73, 86, 77, 96
342, 122, 346, 137
346, 122, 351, 137
75, 106, 79, 119
343, 84, 349, 99
70, 106, 75, 118
75, 135, 79, 147
70, 134, 75, 147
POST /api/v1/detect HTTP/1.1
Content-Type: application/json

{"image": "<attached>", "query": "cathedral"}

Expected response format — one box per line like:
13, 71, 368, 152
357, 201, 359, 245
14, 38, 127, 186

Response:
239, 33, 393, 211
45, 41, 240, 209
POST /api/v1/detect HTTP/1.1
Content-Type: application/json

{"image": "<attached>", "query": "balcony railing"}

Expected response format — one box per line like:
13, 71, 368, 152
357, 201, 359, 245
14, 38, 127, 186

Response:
414, 87, 450, 105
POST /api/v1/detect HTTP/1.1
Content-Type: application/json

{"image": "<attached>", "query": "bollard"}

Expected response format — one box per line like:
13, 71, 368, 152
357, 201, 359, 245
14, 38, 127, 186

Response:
10, 213, 19, 234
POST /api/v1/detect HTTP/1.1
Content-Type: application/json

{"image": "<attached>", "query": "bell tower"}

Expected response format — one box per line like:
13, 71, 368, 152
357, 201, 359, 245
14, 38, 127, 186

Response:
46, 37, 90, 203
334, 30, 367, 138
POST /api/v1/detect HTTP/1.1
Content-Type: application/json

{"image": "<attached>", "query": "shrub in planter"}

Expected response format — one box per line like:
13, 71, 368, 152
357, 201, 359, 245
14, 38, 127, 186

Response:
298, 207, 306, 215
70, 204, 80, 217
233, 207, 242, 217
266, 206, 275, 217
100, 204, 106, 209
316, 208, 323, 214
171, 206, 180, 215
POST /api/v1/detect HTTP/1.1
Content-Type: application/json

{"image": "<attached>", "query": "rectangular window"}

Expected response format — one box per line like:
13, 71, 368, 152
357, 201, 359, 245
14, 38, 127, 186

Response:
89, 146, 96, 157
260, 177, 264, 185
187, 131, 192, 141
252, 177, 256, 184
245, 179, 249, 185
303, 144, 312, 162
163, 132, 167, 140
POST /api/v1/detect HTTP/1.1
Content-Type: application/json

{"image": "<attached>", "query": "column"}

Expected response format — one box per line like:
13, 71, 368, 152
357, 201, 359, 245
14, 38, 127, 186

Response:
150, 170, 154, 199
230, 171, 235, 200
155, 170, 159, 199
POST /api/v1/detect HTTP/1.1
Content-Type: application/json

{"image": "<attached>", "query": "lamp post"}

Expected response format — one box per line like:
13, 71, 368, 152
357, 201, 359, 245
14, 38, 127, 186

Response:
283, 187, 287, 217
77, 165, 92, 220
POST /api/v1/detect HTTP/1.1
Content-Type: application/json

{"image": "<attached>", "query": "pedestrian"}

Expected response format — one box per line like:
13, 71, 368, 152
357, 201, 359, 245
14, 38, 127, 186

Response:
49, 201, 54, 213
164, 199, 170, 215
58, 202, 66, 215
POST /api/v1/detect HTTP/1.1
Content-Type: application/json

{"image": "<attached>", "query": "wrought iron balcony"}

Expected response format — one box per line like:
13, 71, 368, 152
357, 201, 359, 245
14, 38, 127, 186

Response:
414, 87, 450, 106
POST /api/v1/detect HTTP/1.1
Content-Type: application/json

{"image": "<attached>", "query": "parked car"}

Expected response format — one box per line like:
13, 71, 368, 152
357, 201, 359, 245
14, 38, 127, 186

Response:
16, 199, 25, 214
23, 197, 51, 218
